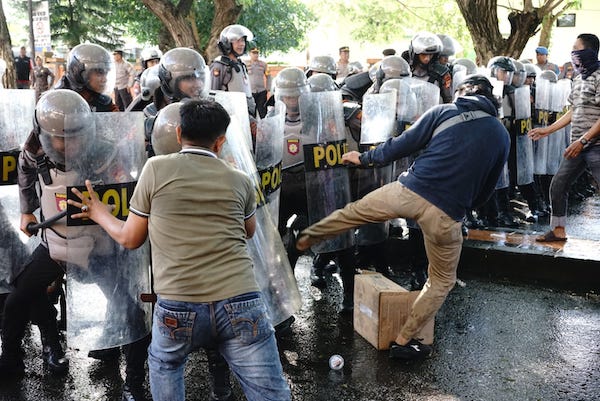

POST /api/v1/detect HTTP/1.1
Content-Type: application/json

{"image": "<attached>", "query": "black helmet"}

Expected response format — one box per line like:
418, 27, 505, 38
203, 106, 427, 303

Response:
141, 47, 162, 69
152, 102, 183, 156
308, 73, 338, 92
35, 90, 94, 169
409, 32, 443, 64
306, 55, 337, 78
488, 56, 515, 85
158, 47, 208, 101
218, 25, 254, 57
67, 43, 114, 95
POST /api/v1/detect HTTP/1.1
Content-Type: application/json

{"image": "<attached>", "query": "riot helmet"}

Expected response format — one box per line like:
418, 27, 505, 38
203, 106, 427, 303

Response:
274, 67, 310, 116
511, 59, 527, 87
306, 55, 337, 79
375, 55, 411, 88
488, 56, 515, 86
67, 43, 115, 96
35, 90, 95, 170
218, 24, 254, 57
140, 64, 160, 101
308, 73, 338, 92
348, 61, 364, 75
539, 70, 558, 83
524, 63, 540, 86
408, 32, 443, 65
158, 47, 209, 102
437, 34, 458, 65
452, 58, 477, 74
141, 47, 162, 69
152, 102, 183, 156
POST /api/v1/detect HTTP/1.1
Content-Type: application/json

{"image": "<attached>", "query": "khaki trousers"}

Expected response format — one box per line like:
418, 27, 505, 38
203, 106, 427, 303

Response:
303, 181, 463, 341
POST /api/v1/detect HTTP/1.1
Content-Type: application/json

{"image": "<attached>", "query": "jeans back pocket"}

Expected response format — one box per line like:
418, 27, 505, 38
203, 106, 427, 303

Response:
224, 295, 273, 345
155, 301, 196, 344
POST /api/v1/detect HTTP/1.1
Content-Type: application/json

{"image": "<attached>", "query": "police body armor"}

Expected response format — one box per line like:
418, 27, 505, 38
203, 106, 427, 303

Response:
533, 77, 552, 175
64, 112, 151, 351
355, 90, 396, 245
215, 91, 302, 326
213, 56, 256, 116
546, 79, 571, 175
299, 91, 354, 253
0, 89, 37, 294
255, 101, 285, 227
513, 85, 534, 186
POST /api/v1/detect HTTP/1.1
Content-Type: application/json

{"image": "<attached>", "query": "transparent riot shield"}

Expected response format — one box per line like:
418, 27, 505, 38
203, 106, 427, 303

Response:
255, 101, 285, 227
451, 64, 468, 95
299, 91, 354, 254
514, 86, 534, 185
404, 78, 440, 119
210, 90, 253, 153
546, 80, 571, 175
355, 91, 396, 245
0, 89, 37, 293
64, 112, 151, 351
533, 77, 552, 175
218, 98, 302, 327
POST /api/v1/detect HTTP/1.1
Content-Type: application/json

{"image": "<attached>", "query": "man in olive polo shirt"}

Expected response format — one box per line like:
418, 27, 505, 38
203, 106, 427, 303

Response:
69, 99, 290, 401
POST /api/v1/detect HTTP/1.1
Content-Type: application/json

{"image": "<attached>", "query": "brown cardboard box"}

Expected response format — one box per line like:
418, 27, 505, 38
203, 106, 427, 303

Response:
353, 273, 434, 350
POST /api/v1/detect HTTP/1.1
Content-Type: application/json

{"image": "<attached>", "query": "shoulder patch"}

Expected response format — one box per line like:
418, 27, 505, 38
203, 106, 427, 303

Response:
443, 73, 452, 89
213, 69, 220, 77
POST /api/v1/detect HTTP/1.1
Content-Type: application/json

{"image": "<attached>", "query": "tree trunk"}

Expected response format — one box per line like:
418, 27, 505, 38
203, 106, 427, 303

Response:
141, 0, 198, 50
538, 14, 555, 48
455, 0, 565, 66
0, 0, 15, 88
205, 0, 242, 63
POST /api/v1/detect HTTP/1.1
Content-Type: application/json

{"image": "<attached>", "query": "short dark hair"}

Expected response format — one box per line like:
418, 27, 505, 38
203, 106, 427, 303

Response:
179, 99, 230, 148
577, 33, 600, 53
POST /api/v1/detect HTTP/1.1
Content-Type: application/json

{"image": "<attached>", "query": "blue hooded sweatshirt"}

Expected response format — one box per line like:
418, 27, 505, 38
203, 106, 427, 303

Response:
359, 95, 510, 221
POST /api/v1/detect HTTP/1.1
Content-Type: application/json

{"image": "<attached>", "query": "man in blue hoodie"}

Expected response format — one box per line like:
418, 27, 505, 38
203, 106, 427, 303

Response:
297, 74, 510, 360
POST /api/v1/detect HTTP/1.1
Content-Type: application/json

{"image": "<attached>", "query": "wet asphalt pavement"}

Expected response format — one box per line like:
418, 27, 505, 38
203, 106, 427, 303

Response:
1, 252, 599, 401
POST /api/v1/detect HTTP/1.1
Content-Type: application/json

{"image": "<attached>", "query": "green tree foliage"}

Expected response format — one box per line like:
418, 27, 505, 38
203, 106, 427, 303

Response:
338, 0, 472, 56
111, 0, 315, 55
9, 0, 127, 49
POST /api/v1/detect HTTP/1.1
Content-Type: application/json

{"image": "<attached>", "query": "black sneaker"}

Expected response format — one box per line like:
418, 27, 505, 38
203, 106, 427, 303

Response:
389, 339, 432, 360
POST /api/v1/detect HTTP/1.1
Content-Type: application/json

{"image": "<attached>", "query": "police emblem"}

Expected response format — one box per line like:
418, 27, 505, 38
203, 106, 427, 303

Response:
287, 138, 300, 155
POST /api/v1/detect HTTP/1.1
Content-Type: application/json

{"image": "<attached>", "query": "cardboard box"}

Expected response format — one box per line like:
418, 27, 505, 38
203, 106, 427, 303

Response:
353, 273, 434, 350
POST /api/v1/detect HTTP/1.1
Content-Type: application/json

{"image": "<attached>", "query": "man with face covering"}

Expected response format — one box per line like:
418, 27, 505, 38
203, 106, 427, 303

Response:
529, 33, 600, 242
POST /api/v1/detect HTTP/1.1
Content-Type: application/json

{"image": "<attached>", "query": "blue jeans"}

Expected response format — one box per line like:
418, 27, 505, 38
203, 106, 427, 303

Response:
148, 292, 290, 401
549, 146, 600, 228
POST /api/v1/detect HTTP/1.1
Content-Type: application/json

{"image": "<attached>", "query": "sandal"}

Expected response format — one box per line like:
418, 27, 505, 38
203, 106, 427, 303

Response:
535, 230, 567, 242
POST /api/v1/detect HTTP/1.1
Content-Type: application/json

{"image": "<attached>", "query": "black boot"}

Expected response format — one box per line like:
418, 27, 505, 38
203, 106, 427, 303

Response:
310, 254, 328, 289
122, 383, 147, 401
123, 335, 150, 401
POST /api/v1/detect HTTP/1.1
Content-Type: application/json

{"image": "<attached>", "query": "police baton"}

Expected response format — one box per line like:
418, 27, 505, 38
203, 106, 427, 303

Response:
26, 210, 68, 235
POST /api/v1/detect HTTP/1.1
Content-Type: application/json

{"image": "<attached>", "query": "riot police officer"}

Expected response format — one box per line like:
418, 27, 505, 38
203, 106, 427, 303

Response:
210, 24, 256, 116
0, 90, 89, 379
405, 32, 453, 103
306, 55, 338, 81
55, 43, 119, 112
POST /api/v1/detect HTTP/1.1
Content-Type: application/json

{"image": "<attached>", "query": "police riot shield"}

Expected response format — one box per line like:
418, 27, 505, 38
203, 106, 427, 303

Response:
451, 64, 468, 95
210, 90, 253, 153
533, 76, 552, 175
355, 91, 396, 245
255, 101, 285, 227
218, 98, 302, 327
299, 91, 354, 253
546, 79, 571, 174
64, 112, 151, 351
405, 78, 440, 120
0, 89, 37, 294
514, 86, 534, 185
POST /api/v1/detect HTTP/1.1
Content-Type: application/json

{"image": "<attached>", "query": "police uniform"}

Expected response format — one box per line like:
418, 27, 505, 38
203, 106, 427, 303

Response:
247, 51, 271, 118
210, 55, 256, 116
411, 62, 453, 103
